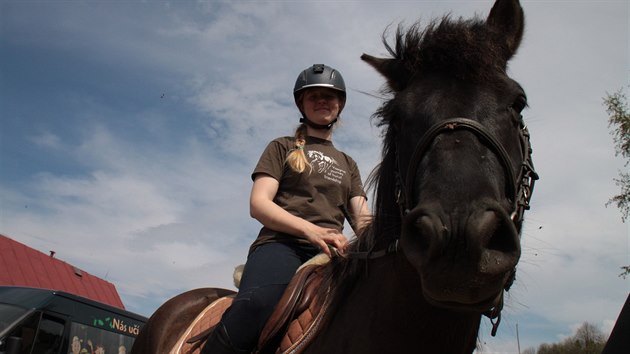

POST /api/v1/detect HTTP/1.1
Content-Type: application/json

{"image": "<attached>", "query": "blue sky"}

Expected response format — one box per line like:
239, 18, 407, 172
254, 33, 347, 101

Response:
1, 1, 628, 353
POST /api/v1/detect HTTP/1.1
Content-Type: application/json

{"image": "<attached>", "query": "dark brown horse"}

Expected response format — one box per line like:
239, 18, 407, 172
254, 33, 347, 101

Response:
132, 0, 537, 352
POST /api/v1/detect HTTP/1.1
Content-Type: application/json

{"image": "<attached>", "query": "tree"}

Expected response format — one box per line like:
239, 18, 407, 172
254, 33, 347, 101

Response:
604, 89, 630, 279
572, 322, 606, 353
525, 322, 607, 354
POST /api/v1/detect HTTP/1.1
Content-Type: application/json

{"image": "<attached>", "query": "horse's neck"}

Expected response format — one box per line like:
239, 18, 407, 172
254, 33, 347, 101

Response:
310, 255, 481, 353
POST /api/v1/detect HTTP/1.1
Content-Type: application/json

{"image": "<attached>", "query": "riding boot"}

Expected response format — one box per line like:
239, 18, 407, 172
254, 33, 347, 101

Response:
200, 323, 250, 354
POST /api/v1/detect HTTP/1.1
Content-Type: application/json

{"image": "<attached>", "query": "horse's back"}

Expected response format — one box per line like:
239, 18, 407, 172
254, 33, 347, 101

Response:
131, 287, 236, 354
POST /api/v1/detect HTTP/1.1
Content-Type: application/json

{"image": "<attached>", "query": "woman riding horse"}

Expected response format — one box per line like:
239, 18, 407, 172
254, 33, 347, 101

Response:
202, 64, 370, 354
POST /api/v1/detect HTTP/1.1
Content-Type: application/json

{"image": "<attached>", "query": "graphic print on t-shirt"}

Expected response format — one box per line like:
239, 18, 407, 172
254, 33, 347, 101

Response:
307, 150, 346, 184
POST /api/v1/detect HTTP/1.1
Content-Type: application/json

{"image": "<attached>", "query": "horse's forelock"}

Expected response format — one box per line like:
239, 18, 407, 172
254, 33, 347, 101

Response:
386, 16, 510, 87
367, 15, 509, 132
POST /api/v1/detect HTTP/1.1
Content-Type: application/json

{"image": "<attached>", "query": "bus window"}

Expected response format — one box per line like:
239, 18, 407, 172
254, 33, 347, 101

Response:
0, 304, 29, 334
67, 322, 135, 354
0, 311, 39, 354
31, 314, 64, 354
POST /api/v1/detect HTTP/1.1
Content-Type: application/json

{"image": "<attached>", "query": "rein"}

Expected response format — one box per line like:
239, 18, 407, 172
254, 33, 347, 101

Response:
345, 240, 399, 260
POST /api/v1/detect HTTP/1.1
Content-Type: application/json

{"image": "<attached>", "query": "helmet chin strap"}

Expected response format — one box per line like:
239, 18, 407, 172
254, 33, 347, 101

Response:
300, 117, 338, 130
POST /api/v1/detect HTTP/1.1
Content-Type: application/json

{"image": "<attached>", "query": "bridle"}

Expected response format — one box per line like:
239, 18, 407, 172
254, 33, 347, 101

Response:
399, 117, 538, 335
396, 117, 538, 227
347, 116, 538, 336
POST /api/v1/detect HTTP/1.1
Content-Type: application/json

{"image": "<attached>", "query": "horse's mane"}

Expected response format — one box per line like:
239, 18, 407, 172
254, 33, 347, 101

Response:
316, 14, 513, 313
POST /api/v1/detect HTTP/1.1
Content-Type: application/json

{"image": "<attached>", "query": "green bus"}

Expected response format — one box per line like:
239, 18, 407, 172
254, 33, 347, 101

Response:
0, 286, 147, 354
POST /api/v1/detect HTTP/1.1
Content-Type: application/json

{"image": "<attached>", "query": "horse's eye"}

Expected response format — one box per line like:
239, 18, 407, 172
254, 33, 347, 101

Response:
511, 96, 528, 114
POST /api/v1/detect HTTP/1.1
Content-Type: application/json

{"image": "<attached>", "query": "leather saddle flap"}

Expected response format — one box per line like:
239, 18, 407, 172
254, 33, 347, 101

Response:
256, 264, 327, 353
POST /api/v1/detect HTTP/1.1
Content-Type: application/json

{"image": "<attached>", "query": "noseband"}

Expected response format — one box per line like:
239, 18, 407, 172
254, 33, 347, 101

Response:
396, 117, 538, 229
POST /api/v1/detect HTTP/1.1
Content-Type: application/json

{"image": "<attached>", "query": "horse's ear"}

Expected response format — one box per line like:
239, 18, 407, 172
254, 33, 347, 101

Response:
486, 0, 524, 61
361, 54, 410, 92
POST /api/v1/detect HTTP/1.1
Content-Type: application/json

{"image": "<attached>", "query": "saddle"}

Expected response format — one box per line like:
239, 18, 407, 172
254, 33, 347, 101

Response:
171, 263, 329, 354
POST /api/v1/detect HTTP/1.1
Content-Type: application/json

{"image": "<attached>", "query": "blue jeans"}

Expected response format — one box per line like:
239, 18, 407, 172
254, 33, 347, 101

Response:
219, 242, 319, 351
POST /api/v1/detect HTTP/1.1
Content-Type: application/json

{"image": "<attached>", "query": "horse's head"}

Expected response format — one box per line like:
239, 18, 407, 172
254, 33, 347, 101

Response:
362, 0, 536, 314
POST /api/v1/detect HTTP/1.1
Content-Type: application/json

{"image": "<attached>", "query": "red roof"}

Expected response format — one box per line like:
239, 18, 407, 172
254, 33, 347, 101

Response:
0, 234, 125, 309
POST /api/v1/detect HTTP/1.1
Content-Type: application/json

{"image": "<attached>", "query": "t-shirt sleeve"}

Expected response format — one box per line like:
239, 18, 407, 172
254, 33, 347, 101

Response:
252, 139, 289, 181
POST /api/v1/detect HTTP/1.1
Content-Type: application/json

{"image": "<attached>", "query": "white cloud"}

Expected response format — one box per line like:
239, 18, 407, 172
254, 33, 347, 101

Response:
28, 132, 62, 149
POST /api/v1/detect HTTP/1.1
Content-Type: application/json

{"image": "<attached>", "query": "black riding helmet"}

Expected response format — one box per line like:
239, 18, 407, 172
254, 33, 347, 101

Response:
293, 64, 346, 129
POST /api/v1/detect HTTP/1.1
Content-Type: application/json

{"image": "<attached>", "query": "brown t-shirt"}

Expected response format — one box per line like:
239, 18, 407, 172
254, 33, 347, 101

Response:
250, 136, 366, 252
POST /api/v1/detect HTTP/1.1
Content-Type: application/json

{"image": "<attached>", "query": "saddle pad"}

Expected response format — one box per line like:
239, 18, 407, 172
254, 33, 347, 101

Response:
277, 290, 330, 354
256, 264, 329, 354
170, 296, 234, 354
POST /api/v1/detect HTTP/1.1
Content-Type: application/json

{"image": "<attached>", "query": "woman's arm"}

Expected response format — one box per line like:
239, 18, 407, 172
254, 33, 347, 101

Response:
250, 174, 347, 256
349, 195, 371, 236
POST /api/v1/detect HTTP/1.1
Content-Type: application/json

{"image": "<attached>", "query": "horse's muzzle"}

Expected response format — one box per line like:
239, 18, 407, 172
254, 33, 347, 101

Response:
400, 201, 521, 310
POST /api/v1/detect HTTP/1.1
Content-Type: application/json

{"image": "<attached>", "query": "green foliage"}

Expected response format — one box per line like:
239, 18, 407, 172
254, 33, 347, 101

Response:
605, 90, 630, 161
603, 89, 630, 280
524, 322, 607, 354
605, 90, 630, 222
607, 172, 630, 222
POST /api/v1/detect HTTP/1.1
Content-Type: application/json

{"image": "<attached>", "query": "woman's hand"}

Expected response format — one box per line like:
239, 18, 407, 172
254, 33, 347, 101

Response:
302, 224, 348, 257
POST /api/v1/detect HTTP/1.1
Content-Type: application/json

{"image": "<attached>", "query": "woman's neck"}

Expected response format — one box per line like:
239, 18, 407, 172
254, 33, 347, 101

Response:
306, 126, 333, 141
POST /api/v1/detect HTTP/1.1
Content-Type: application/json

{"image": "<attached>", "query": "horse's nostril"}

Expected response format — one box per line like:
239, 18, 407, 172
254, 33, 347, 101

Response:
486, 218, 517, 253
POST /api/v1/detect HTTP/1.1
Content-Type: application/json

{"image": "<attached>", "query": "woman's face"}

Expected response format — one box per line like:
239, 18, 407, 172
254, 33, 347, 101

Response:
71, 337, 81, 354
300, 88, 342, 125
